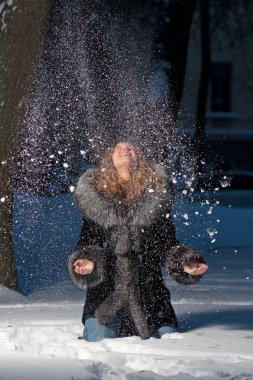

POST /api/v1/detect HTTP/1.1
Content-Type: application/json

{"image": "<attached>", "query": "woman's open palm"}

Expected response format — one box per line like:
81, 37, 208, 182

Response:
184, 261, 208, 276
74, 259, 95, 275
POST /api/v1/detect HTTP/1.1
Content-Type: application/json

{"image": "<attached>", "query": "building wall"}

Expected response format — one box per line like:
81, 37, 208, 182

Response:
180, 2, 253, 133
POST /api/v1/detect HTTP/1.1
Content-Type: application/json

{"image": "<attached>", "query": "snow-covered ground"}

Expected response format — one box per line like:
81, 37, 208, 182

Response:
0, 190, 253, 379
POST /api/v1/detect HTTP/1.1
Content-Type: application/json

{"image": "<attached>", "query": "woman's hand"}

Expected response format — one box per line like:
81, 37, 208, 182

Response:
183, 261, 208, 276
74, 259, 95, 275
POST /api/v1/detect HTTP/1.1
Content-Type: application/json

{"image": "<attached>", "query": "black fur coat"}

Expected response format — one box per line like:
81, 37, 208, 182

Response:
68, 166, 205, 338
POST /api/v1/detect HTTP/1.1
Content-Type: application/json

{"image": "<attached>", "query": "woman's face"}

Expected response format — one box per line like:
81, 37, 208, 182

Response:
112, 142, 137, 170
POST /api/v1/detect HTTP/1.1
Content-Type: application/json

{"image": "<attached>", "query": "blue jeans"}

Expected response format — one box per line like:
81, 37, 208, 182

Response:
83, 317, 175, 342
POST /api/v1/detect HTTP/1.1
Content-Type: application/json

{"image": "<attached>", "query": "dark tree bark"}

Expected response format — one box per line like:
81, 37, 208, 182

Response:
154, 0, 197, 123
0, 0, 52, 288
194, 0, 211, 175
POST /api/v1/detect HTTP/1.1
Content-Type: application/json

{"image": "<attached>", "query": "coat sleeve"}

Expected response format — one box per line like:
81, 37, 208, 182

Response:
67, 218, 107, 289
164, 245, 206, 285
150, 213, 206, 285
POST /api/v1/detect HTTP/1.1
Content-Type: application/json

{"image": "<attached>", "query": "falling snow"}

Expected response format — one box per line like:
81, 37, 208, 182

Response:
1, 2, 248, 378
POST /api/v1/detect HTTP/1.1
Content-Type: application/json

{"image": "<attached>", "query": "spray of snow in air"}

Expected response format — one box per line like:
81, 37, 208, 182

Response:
0, 0, 230, 292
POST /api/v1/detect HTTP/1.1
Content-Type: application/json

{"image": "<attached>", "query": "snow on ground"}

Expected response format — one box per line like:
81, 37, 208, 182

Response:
0, 190, 253, 379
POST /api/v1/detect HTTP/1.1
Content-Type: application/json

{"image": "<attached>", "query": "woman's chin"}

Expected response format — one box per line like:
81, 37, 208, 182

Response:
117, 160, 132, 168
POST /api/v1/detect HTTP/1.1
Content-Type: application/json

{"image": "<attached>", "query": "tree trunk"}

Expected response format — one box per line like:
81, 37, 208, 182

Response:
154, 0, 197, 122
0, 0, 53, 288
194, 0, 211, 175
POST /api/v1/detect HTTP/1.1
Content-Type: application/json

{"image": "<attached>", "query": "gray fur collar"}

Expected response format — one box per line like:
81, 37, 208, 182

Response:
74, 165, 173, 229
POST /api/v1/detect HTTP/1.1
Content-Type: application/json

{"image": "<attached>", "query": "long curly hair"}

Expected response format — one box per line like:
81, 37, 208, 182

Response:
92, 142, 162, 202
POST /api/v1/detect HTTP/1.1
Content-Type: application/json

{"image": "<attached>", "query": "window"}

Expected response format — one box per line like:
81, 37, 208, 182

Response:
211, 63, 232, 112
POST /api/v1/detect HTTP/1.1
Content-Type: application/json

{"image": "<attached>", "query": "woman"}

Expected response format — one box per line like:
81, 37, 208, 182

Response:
68, 141, 208, 341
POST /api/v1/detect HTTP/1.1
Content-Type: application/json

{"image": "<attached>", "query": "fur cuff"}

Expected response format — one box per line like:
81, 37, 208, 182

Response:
165, 246, 206, 285
68, 246, 106, 289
